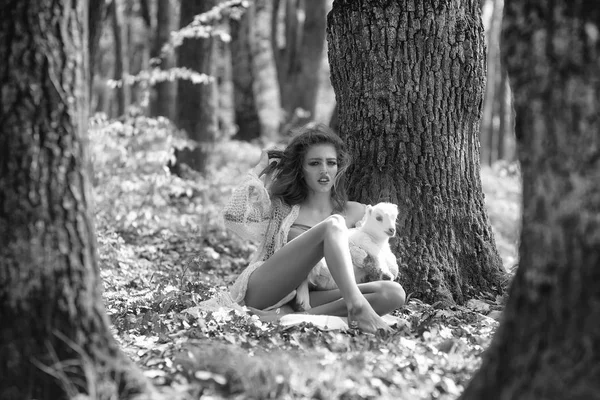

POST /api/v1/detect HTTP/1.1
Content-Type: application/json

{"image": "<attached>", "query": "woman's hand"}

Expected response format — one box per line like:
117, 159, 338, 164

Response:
252, 148, 271, 176
252, 147, 280, 188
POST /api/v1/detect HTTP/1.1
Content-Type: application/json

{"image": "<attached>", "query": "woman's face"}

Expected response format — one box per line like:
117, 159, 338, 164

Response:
302, 144, 338, 194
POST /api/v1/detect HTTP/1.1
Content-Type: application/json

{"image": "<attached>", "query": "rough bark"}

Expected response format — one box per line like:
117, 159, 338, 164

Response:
274, 0, 327, 126
151, 0, 178, 121
176, 0, 219, 172
111, 0, 131, 116
327, 0, 505, 304
461, 1, 600, 398
329, 102, 339, 132
0, 1, 153, 399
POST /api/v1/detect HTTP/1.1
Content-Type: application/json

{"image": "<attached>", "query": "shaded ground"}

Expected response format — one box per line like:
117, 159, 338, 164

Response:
93, 116, 521, 399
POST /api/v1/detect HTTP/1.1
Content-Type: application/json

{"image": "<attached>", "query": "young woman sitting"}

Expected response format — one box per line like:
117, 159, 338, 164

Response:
223, 123, 405, 333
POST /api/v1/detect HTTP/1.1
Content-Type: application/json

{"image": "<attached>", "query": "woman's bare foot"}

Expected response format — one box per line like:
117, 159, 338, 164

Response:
246, 305, 294, 323
347, 302, 391, 334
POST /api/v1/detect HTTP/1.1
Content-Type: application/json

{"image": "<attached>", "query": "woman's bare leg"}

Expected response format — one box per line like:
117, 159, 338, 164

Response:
245, 215, 390, 333
247, 282, 405, 323
308, 281, 406, 317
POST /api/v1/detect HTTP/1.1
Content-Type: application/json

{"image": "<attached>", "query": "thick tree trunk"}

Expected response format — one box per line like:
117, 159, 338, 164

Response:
176, 0, 219, 172
329, 102, 339, 132
0, 1, 153, 399
460, 2, 600, 398
151, 0, 178, 121
327, 0, 505, 304
274, 0, 327, 126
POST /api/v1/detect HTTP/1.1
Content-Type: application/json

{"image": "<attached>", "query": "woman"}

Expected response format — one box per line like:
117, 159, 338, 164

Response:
223, 123, 405, 333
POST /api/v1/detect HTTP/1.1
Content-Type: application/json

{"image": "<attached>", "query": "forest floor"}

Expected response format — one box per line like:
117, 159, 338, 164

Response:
93, 116, 522, 400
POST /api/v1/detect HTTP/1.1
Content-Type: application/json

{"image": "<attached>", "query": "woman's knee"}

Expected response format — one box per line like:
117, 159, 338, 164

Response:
323, 214, 347, 238
380, 281, 406, 309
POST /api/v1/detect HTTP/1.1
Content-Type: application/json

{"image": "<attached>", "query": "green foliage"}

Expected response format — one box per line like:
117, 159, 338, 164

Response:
93, 113, 520, 399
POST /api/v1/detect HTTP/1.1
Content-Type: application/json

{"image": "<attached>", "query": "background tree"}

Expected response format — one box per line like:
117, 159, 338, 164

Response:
151, 0, 179, 120
460, 1, 600, 398
480, 0, 516, 166
230, 7, 262, 141
273, 0, 327, 127
229, 0, 281, 142
110, 0, 132, 116
128, 0, 154, 107
0, 1, 154, 399
327, 0, 506, 304
89, 0, 108, 85
216, 20, 237, 139
176, 0, 220, 172
247, 0, 282, 140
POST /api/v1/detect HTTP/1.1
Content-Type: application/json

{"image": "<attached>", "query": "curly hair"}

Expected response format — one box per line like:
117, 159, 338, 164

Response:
260, 123, 351, 212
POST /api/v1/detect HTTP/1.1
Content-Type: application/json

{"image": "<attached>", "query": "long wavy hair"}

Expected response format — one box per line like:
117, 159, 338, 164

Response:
260, 123, 351, 212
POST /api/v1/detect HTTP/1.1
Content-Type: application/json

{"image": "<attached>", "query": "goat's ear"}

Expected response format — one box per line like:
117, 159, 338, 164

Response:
355, 204, 371, 228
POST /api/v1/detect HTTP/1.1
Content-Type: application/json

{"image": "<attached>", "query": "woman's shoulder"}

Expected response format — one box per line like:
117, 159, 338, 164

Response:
344, 201, 367, 227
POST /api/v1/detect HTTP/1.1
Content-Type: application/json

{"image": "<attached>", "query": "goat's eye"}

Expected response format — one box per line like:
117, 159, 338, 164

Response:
376, 215, 383, 222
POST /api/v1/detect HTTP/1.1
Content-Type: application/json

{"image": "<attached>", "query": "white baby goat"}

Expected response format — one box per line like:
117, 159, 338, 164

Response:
293, 202, 400, 311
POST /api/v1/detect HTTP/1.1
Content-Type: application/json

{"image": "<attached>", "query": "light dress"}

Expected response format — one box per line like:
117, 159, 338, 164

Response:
222, 170, 307, 310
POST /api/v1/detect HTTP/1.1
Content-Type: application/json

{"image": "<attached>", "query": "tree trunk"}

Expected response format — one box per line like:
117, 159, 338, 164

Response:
176, 0, 219, 172
248, 0, 282, 141
329, 102, 339, 132
0, 2, 153, 399
480, 0, 503, 166
327, 0, 505, 305
111, 0, 131, 116
231, 0, 281, 142
275, 0, 327, 127
216, 22, 236, 139
231, 11, 262, 141
461, 1, 600, 398
151, 0, 178, 121
498, 66, 516, 162
89, 1, 107, 90
126, 1, 151, 110
140, 0, 152, 29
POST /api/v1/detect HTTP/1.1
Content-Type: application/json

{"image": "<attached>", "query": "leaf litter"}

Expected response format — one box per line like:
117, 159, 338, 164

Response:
92, 115, 520, 399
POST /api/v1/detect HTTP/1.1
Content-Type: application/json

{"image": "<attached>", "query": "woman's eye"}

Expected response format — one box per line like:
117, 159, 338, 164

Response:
328, 161, 337, 166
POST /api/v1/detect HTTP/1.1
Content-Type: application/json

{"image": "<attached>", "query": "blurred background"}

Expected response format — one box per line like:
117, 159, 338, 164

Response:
91, 0, 514, 173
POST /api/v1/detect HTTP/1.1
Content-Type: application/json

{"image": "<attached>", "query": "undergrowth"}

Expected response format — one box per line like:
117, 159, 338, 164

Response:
91, 114, 521, 400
